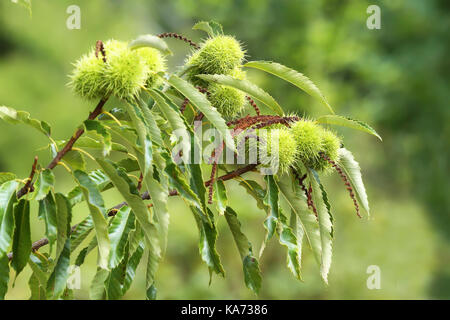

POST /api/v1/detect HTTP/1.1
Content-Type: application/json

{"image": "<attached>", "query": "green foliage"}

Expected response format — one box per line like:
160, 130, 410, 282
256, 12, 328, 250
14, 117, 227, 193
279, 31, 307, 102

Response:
0, 20, 380, 300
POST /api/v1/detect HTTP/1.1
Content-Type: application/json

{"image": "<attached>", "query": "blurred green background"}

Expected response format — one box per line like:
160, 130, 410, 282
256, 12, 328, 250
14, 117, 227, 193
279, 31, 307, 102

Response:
0, 0, 448, 299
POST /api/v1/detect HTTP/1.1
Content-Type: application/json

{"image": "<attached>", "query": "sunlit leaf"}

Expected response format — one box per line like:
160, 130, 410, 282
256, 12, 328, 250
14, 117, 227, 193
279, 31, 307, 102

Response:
129, 34, 172, 55
337, 148, 370, 216
317, 115, 382, 141
62, 150, 86, 171
0, 106, 50, 136
308, 170, 333, 284
125, 102, 153, 176
244, 61, 334, 114
33, 169, 55, 201
193, 20, 224, 37
84, 120, 112, 156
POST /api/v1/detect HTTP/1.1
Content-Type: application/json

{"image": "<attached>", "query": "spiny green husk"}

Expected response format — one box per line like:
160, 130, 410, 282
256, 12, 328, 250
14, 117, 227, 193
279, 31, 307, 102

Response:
290, 119, 341, 171
186, 35, 245, 86
136, 47, 167, 89
258, 127, 298, 174
69, 39, 166, 100
187, 35, 245, 74
208, 84, 246, 118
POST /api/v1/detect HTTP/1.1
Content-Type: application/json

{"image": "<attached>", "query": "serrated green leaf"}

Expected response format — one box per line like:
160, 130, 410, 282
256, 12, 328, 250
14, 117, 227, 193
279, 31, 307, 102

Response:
146, 174, 169, 254
75, 247, 89, 267
337, 148, 370, 216
108, 206, 135, 269
11, 199, 31, 276
0, 255, 9, 300
70, 215, 93, 252
0, 181, 18, 257
54, 193, 72, 260
148, 89, 190, 156
197, 74, 284, 116
263, 175, 279, 243
75, 136, 128, 153
238, 179, 269, 212
84, 120, 112, 157
0, 106, 50, 136
105, 250, 128, 300
278, 218, 302, 281
28, 253, 50, 300
214, 180, 228, 215
244, 61, 334, 114
116, 158, 140, 173
146, 282, 157, 300
125, 102, 153, 176
73, 170, 110, 270
193, 20, 224, 36
308, 170, 333, 284
33, 169, 55, 201
129, 34, 172, 55
289, 210, 304, 277
100, 107, 131, 121
122, 241, 144, 295
167, 75, 236, 151
276, 174, 322, 266
68, 169, 113, 207
224, 207, 261, 294
38, 193, 57, 253
191, 206, 224, 277
96, 159, 161, 271
46, 238, 70, 299
317, 115, 382, 140
89, 267, 109, 300
62, 150, 86, 171
162, 152, 202, 211
243, 255, 262, 295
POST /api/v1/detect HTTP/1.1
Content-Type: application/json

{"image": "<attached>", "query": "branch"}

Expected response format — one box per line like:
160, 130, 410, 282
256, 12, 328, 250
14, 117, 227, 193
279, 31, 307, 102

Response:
205, 163, 258, 187
16, 156, 38, 199
16, 98, 109, 199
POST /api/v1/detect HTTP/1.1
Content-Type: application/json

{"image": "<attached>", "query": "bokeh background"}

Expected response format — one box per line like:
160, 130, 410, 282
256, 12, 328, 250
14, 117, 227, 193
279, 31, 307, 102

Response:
0, 0, 448, 299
